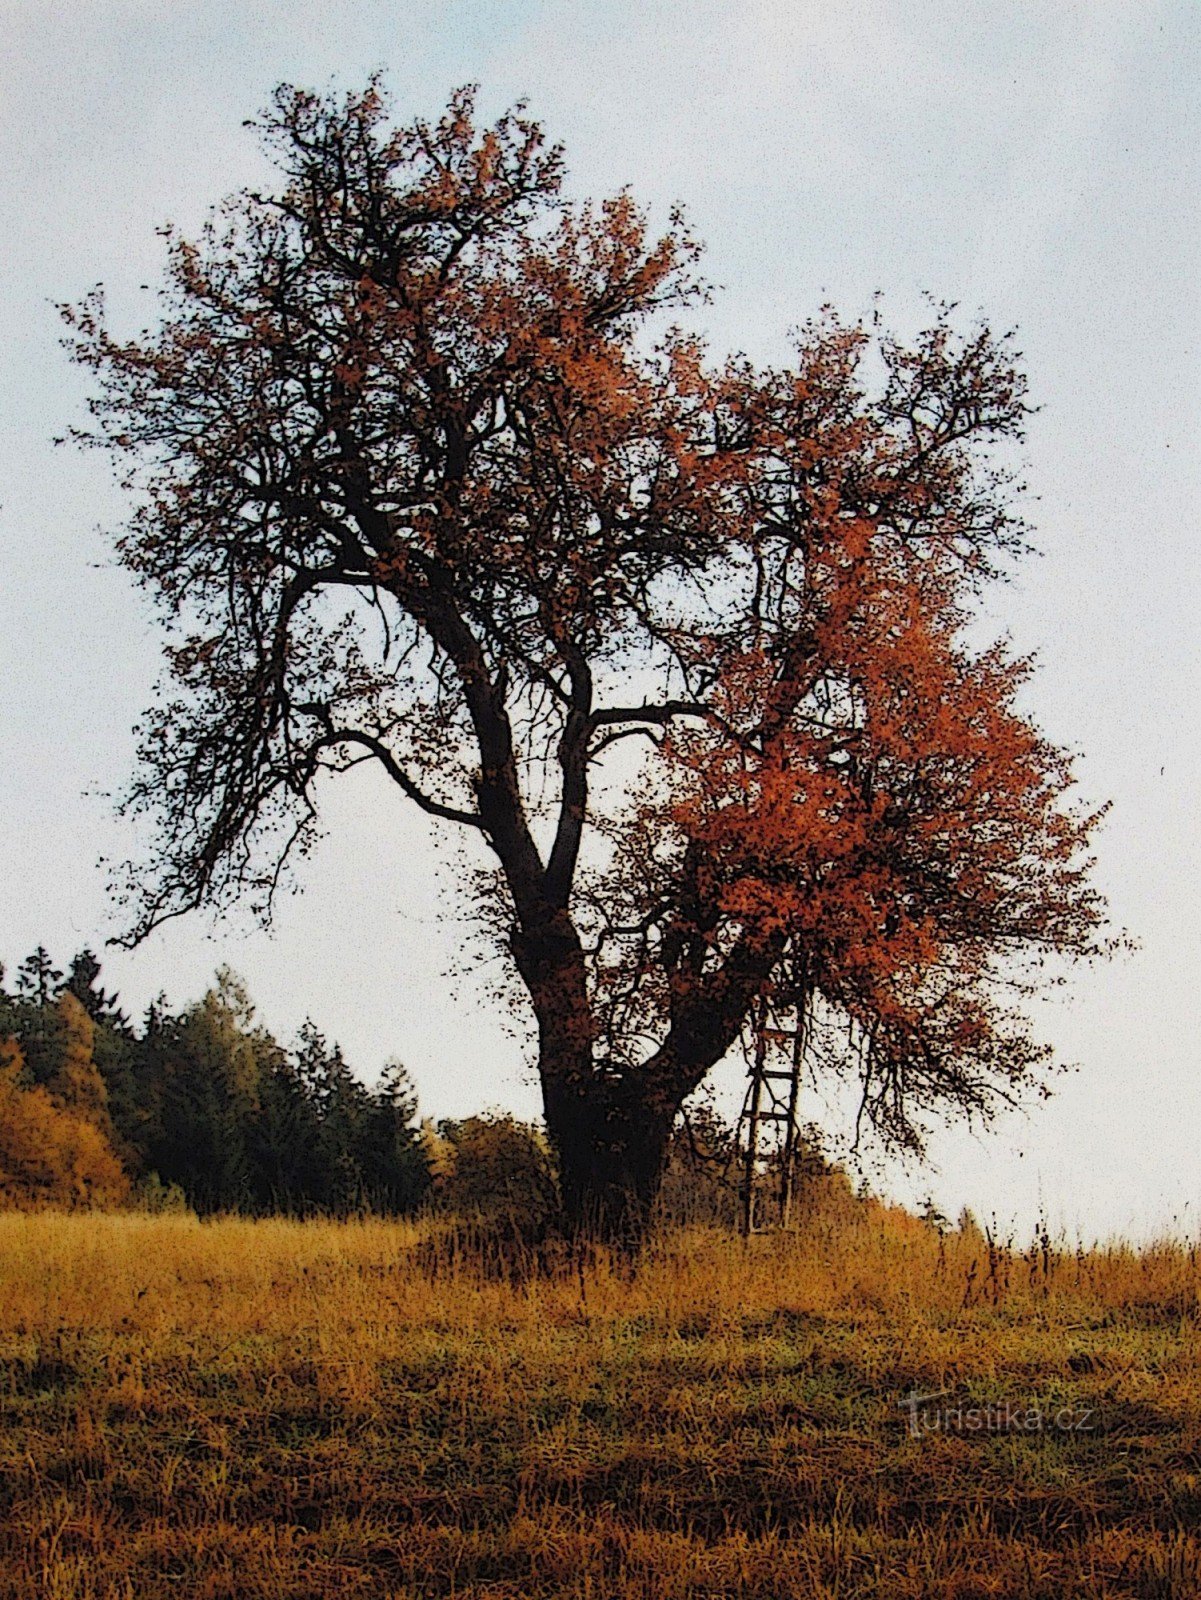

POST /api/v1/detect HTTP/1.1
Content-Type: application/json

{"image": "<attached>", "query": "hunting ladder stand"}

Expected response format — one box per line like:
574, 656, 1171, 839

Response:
738, 979, 810, 1236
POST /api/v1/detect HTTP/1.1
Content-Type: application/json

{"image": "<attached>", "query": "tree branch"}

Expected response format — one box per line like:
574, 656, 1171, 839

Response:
589, 699, 708, 730
302, 716, 484, 829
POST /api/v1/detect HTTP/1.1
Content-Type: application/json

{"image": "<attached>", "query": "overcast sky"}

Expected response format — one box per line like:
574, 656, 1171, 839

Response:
2, 0, 1198, 1240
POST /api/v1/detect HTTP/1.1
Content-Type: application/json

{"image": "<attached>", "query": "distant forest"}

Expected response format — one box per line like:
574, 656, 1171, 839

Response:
0, 947, 430, 1215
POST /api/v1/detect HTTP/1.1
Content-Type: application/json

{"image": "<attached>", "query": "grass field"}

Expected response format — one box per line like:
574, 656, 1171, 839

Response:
2, 1201, 1200, 1599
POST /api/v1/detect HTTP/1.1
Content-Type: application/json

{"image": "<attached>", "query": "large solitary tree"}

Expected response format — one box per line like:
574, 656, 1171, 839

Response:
65, 81, 1107, 1246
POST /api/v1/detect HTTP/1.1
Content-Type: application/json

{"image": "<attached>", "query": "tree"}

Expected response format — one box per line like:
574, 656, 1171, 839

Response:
294, 1022, 370, 1210
357, 1060, 429, 1214
0, 947, 428, 1216
0, 958, 135, 1168
64, 948, 128, 1027
45, 993, 113, 1128
290, 1026, 428, 1213
142, 972, 267, 1212
15, 947, 62, 1006
251, 1044, 327, 1212
436, 1113, 559, 1237
0, 1037, 129, 1208
64, 81, 1108, 1248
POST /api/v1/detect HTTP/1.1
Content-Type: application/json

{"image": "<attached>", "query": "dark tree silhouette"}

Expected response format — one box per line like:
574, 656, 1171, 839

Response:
64, 81, 1108, 1246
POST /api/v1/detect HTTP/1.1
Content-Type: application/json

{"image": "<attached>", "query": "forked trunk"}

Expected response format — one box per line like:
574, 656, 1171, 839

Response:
512, 916, 706, 1254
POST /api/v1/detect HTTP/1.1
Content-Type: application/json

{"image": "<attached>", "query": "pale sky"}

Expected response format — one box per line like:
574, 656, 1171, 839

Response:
1, 0, 1198, 1241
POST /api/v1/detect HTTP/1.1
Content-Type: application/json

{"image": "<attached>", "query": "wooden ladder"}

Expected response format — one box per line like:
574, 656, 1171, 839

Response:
739, 992, 808, 1236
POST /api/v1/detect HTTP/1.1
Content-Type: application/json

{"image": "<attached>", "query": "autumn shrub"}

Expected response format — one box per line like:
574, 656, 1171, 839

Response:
419, 1113, 567, 1277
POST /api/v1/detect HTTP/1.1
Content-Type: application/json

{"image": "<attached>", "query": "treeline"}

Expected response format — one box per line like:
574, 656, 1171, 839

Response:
0, 945, 846, 1227
0, 948, 428, 1215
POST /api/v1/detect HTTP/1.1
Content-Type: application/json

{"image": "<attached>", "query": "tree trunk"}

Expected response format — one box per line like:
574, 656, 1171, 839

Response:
510, 919, 678, 1252
542, 1076, 676, 1253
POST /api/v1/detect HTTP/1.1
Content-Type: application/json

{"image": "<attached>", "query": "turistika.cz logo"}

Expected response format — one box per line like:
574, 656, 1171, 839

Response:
898, 1389, 1097, 1438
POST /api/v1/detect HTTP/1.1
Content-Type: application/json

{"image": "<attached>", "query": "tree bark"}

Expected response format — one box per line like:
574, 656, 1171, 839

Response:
509, 913, 677, 1252
543, 1075, 677, 1252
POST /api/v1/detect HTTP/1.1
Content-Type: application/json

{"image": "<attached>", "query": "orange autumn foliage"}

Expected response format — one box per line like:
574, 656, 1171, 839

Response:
0, 1007, 129, 1209
594, 319, 1109, 1151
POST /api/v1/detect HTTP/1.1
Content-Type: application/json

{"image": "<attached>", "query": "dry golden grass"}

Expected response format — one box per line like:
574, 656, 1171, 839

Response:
2, 1199, 1201, 1598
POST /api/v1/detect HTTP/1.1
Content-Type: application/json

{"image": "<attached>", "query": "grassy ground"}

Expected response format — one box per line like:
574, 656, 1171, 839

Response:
1, 1202, 1200, 1598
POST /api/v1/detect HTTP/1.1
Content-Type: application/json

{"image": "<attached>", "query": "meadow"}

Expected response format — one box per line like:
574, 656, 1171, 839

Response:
1, 1200, 1200, 1599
